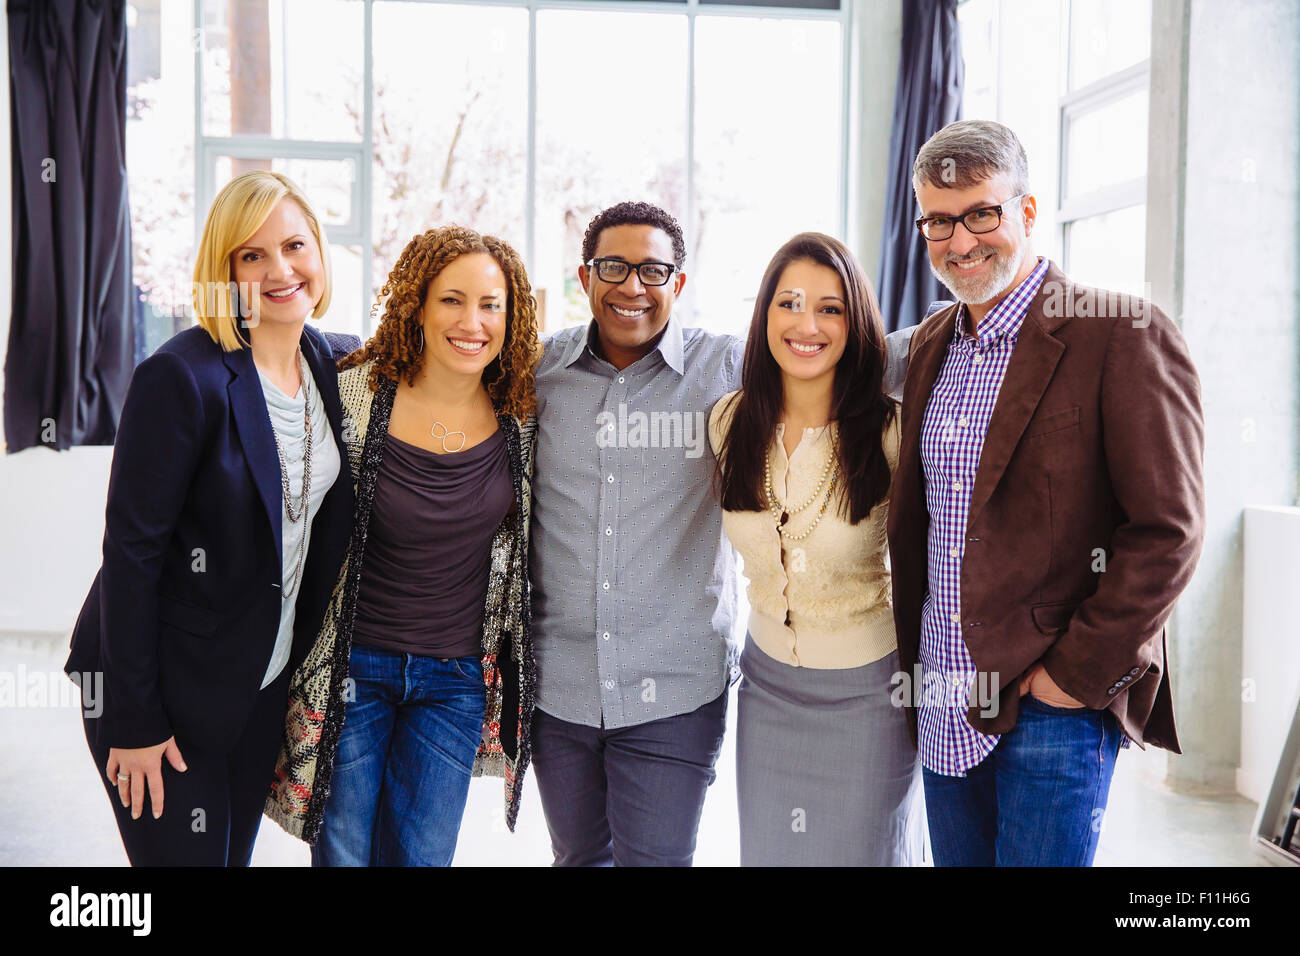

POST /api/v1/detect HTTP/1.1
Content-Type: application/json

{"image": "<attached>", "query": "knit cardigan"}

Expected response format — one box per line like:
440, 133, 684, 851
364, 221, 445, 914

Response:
263, 359, 538, 842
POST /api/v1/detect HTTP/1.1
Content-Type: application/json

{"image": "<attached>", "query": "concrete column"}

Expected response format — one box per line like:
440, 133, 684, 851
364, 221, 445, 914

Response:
1148, 0, 1300, 794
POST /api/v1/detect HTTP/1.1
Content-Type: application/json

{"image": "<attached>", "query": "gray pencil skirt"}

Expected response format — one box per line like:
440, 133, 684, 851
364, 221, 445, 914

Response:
736, 638, 926, 866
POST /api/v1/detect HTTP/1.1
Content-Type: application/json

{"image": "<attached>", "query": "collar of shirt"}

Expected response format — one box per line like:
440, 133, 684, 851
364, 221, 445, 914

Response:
952, 255, 1049, 349
561, 311, 686, 376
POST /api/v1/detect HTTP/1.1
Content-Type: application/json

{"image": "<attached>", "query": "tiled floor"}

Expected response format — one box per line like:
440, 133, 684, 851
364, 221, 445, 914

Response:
0, 632, 1272, 867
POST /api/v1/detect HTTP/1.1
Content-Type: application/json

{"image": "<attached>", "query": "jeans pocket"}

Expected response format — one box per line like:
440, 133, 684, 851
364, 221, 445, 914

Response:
451, 655, 484, 685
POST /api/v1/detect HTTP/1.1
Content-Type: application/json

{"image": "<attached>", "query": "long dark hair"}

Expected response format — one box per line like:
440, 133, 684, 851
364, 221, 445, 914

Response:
717, 232, 895, 524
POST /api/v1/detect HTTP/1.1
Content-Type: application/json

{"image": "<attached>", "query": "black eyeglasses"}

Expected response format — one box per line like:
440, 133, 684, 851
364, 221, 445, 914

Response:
586, 257, 677, 287
915, 194, 1026, 241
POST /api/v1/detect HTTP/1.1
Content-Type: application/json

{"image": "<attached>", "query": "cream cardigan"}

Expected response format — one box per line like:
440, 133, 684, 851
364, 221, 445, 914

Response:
709, 390, 902, 669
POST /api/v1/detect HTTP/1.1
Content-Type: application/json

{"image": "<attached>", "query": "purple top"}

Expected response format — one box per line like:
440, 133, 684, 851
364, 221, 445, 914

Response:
352, 427, 512, 658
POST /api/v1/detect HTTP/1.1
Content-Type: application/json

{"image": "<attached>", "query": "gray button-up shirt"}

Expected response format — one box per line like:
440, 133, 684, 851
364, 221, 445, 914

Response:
530, 314, 744, 729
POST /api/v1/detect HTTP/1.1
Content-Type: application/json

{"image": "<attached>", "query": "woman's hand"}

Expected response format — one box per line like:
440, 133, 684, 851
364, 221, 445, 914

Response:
105, 739, 188, 820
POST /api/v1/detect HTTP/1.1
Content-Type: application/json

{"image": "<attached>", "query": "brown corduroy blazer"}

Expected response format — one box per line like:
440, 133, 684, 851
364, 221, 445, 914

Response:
886, 260, 1205, 753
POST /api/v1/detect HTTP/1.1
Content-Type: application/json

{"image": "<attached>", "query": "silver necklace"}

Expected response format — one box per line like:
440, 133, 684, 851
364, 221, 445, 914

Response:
271, 348, 312, 599
430, 416, 468, 452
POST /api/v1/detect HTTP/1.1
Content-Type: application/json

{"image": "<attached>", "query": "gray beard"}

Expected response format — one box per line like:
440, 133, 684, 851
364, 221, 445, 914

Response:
929, 248, 1023, 307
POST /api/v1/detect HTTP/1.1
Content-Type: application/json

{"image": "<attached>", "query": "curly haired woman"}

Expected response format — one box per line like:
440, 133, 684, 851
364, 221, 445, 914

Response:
263, 225, 542, 866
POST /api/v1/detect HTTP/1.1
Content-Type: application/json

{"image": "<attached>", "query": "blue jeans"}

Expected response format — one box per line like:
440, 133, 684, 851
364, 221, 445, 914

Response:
311, 643, 486, 867
922, 695, 1124, 867
531, 691, 728, 866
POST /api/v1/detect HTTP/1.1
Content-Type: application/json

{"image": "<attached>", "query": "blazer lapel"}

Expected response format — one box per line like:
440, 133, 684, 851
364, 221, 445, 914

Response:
966, 274, 1068, 528
224, 345, 284, 557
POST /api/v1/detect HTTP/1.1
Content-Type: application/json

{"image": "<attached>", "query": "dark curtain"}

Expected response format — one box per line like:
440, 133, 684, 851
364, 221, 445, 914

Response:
6, 0, 134, 452
876, 0, 963, 332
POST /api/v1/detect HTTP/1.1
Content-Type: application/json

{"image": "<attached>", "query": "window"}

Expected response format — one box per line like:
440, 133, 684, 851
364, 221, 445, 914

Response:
125, 0, 849, 344
126, 0, 197, 356
1059, 0, 1151, 296
958, 0, 1152, 296
533, 9, 688, 331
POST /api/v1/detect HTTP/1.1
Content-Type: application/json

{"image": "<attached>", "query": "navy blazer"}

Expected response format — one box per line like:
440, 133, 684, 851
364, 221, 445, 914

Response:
66, 324, 358, 754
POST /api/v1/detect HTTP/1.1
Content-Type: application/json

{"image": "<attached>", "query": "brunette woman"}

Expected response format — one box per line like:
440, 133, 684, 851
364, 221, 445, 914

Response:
709, 232, 924, 866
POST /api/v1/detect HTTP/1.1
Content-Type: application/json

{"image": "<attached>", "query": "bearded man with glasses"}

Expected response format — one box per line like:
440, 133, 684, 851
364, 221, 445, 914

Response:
887, 119, 1206, 866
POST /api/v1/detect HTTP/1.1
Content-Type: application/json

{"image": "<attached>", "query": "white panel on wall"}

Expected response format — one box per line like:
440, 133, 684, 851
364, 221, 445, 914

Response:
1239, 506, 1300, 802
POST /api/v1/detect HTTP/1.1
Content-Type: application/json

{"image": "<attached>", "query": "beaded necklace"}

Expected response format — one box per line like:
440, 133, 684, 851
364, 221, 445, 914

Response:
763, 426, 839, 542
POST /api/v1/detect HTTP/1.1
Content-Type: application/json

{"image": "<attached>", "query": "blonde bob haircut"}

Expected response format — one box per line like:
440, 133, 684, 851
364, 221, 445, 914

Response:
191, 170, 333, 351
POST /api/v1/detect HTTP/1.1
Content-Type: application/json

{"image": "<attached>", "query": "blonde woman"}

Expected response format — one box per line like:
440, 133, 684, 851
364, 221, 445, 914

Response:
264, 225, 541, 866
65, 171, 357, 866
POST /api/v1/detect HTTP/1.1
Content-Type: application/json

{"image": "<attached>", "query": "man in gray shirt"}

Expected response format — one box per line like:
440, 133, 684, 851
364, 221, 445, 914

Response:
530, 201, 742, 866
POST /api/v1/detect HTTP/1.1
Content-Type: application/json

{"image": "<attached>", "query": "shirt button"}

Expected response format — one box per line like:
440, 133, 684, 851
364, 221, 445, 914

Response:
617, 376, 625, 384
602, 580, 610, 590
951, 480, 962, 491
949, 546, 959, 557
607, 474, 614, 483
949, 612, 960, 624
605, 526, 612, 536
957, 416, 968, 427
604, 680, 614, 690
602, 632, 610, 641
973, 354, 985, 365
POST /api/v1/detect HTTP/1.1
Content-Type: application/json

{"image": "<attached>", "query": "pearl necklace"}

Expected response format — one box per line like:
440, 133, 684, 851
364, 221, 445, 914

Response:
764, 430, 838, 542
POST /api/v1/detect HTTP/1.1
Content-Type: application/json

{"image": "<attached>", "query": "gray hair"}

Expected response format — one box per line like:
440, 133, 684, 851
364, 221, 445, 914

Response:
912, 119, 1030, 195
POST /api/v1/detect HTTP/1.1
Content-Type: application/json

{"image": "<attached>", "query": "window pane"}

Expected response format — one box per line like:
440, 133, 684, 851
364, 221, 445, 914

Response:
128, 0, 197, 351
214, 156, 356, 227
1068, 0, 1151, 90
370, 2, 529, 294
693, 15, 842, 339
958, 0, 998, 120
1065, 86, 1147, 199
1064, 204, 1146, 297
201, 0, 363, 141
323, 244, 366, 340
534, 11, 689, 332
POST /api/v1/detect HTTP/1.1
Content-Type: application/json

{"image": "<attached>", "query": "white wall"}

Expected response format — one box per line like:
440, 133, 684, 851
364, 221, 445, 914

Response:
0, 5, 115, 637
1151, 0, 1300, 795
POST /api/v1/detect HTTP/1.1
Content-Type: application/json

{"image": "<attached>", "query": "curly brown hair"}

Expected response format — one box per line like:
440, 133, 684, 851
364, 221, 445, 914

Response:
339, 225, 540, 418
